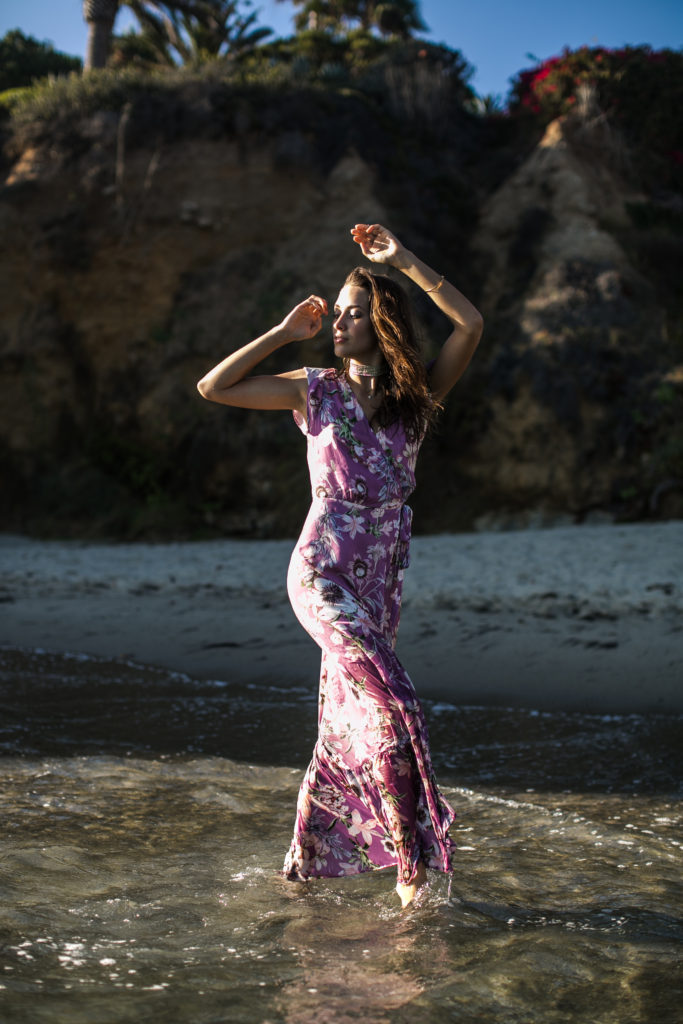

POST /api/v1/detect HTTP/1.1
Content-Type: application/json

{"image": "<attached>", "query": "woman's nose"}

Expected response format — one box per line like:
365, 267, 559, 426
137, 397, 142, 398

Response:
334, 312, 345, 330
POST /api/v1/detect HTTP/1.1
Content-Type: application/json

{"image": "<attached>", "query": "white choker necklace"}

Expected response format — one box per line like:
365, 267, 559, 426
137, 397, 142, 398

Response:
349, 360, 386, 378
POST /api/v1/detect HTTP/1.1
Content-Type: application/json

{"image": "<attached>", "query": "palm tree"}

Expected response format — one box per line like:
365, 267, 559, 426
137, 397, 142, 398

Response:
83, 0, 120, 70
126, 0, 271, 64
293, 1, 357, 33
84, 1, 270, 71
373, 1, 426, 39
276, 0, 425, 37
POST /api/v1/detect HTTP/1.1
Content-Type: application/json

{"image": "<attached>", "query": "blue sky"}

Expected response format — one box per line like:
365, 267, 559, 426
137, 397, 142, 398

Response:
1, 0, 682, 98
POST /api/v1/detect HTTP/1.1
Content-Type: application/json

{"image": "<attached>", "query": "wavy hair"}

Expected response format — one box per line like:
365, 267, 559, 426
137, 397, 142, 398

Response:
342, 267, 438, 438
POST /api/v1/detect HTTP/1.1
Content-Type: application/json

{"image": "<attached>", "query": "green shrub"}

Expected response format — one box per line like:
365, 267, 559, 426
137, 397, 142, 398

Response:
0, 29, 81, 91
7, 67, 167, 126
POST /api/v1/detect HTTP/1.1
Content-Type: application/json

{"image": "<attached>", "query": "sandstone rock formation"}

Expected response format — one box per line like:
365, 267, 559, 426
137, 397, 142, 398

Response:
464, 116, 681, 526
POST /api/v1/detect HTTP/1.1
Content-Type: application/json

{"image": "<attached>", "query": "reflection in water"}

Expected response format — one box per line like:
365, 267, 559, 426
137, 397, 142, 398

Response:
0, 646, 681, 1023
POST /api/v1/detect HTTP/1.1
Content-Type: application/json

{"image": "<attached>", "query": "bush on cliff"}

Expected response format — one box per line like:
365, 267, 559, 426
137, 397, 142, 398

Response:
508, 45, 683, 192
0, 29, 82, 92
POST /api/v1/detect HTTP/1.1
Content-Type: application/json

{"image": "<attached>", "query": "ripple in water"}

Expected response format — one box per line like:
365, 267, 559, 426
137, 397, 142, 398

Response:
1, 646, 681, 1023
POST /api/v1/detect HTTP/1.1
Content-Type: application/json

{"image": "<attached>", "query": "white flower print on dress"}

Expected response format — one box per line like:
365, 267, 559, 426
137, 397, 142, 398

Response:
347, 809, 378, 846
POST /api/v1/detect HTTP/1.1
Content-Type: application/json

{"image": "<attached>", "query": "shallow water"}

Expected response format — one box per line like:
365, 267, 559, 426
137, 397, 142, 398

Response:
1, 647, 682, 1023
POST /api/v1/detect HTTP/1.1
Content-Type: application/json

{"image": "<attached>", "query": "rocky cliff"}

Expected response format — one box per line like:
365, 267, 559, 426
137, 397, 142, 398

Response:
1, 80, 681, 537
468, 115, 682, 526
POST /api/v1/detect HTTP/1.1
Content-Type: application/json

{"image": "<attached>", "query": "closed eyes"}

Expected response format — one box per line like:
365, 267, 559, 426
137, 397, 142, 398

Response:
334, 308, 364, 318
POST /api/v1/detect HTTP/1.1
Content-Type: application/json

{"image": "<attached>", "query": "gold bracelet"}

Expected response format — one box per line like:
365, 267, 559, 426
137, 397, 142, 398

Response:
425, 274, 445, 293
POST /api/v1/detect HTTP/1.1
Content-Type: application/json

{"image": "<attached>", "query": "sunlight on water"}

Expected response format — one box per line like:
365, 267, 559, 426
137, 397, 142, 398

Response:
0, 647, 681, 1023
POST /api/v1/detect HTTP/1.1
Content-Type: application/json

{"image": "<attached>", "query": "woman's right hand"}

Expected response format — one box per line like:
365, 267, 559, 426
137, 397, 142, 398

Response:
198, 295, 328, 410
278, 295, 328, 342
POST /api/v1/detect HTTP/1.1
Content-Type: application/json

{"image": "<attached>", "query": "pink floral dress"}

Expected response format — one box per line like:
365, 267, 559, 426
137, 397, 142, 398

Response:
283, 367, 455, 886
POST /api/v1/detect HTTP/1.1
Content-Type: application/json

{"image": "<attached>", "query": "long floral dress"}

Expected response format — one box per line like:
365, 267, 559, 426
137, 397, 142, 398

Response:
283, 367, 455, 886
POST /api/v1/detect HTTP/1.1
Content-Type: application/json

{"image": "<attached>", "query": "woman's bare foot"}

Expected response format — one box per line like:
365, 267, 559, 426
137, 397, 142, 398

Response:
396, 862, 427, 908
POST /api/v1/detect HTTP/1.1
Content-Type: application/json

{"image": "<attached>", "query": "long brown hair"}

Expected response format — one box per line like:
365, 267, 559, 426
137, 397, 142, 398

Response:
342, 267, 438, 438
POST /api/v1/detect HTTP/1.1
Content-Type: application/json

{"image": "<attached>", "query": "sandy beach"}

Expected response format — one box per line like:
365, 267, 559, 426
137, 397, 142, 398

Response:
2, 522, 682, 714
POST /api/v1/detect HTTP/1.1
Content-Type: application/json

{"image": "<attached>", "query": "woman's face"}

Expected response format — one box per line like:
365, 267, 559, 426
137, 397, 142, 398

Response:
332, 285, 379, 364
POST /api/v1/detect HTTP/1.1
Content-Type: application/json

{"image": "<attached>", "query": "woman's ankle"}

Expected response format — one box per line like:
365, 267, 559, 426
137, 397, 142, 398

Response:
395, 862, 427, 908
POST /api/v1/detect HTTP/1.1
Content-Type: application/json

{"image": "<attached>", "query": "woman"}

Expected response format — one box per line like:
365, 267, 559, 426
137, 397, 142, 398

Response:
197, 223, 483, 907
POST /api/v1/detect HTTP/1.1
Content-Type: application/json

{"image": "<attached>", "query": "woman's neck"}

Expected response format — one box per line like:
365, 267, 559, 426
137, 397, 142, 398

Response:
346, 360, 386, 401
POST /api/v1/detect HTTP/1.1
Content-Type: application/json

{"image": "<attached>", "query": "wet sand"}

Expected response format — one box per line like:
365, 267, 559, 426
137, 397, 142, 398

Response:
2, 523, 682, 713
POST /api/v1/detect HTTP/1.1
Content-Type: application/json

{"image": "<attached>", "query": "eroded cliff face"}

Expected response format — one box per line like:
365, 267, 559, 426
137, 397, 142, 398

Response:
464, 116, 681, 525
0, 102, 680, 537
1, 124, 389, 535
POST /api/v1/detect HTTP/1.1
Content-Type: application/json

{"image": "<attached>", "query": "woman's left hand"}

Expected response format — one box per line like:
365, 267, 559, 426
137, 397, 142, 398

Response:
351, 223, 406, 266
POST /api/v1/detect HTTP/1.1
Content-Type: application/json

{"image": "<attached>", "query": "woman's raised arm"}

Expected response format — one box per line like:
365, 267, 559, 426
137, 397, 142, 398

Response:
351, 224, 483, 404
196, 295, 328, 414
